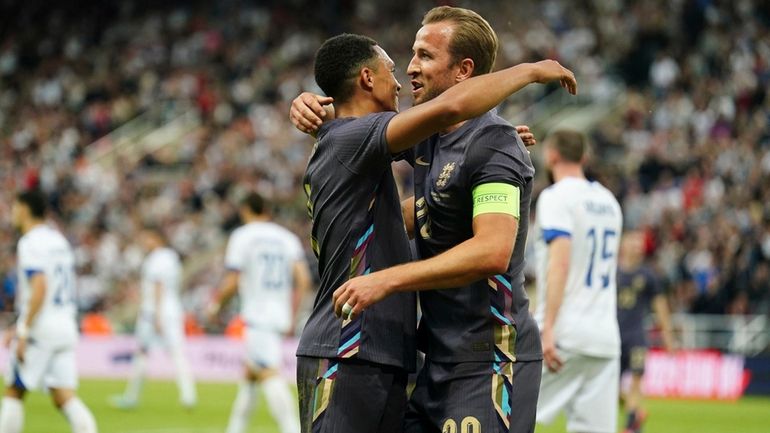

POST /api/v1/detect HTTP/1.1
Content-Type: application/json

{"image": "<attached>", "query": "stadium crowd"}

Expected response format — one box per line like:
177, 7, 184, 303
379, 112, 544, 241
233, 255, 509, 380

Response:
0, 0, 768, 330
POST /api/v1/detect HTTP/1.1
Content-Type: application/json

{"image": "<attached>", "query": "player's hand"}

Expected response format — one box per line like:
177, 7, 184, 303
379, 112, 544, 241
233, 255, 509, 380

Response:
532, 60, 577, 95
332, 273, 393, 320
289, 92, 334, 135
541, 329, 563, 373
15, 337, 26, 364
515, 125, 537, 147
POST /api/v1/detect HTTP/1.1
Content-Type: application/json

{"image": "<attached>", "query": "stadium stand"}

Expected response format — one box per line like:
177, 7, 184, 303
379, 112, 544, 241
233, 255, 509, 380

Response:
0, 0, 768, 335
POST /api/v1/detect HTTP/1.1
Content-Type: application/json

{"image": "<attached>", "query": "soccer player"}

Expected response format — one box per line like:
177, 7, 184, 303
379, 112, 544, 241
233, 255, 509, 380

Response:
296, 15, 575, 433
208, 192, 311, 433
617, 230, 675, 433
111, 225, 196, 410
533, 130, 623, 433
0, 190, 98, 433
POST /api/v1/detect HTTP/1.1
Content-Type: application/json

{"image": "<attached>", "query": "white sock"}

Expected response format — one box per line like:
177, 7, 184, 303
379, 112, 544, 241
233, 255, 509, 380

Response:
61, 397, 97, 433
226, 382, 258, 433
170, 347, 197, 407
123, 352, 146, 403
262, 377, 300, 433
0, 397, 23, 433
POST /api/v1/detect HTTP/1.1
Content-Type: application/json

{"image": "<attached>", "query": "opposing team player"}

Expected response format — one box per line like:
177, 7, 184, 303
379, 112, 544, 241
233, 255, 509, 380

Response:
534, 130, 623, 433
297, 29, 575, 433
208, 192, 311, 433
617, 230, 676, 433
111, 225, 197, 410
0, 190, 98, 433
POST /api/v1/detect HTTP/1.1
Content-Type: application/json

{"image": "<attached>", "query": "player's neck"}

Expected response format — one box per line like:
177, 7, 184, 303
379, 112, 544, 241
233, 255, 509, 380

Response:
336, 97, 385, 119
21, 219, 44, 235
244, 215, 269, 224
552, 165, 585, 183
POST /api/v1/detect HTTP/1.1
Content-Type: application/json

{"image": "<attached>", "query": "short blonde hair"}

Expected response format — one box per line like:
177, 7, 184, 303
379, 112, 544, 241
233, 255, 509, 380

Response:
422, 6, 499, 76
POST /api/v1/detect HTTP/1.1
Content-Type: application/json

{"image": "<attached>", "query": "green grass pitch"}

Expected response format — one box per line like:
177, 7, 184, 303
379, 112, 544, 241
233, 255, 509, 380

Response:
9, 379, 770, 432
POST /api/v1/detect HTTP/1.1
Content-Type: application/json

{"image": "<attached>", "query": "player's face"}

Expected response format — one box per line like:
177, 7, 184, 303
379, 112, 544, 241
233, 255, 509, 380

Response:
371, 46, 401, 112
407, 22, 462, 106
10, 201, 25, 232
620, 231, 645, 263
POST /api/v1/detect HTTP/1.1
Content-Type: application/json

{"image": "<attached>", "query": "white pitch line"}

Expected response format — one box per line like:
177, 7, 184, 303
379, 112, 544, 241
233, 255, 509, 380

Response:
118, 428, 221, 433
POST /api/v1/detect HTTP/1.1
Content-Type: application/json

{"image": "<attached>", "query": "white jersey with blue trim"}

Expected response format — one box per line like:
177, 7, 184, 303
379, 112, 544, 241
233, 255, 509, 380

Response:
140, 247, 184, 319
534, 177, 623, 358
16, 225, 78, 347
224, 221, 304, 333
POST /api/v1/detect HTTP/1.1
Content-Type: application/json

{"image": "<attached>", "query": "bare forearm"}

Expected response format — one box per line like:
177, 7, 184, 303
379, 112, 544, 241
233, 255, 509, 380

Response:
653, 295, 675, 344
214, 272, 239, 312
384, 236, 507, 294
543, 238, 571, 332
436, 63, 538, 125
543, 270, 567, 332
24, 280, 46, 328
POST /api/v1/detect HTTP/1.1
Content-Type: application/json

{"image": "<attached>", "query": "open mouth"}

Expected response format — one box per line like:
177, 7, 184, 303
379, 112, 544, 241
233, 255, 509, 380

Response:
411, 80, 423, 93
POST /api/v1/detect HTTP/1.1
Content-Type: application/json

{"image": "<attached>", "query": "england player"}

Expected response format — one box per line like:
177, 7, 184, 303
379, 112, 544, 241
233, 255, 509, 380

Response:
0, 190, 98, 433
617, 230, 675, 433
111, 225, 196, 409
208, 192, 311, 433
296, 27, 575, 433
534, 130, 623, 433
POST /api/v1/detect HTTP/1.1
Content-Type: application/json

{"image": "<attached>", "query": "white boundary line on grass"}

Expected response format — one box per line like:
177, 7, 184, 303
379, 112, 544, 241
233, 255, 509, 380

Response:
118, 428, 221, 433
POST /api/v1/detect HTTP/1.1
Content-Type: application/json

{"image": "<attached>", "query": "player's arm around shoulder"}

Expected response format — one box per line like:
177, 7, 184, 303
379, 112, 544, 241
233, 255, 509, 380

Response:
385, 61, 576, 154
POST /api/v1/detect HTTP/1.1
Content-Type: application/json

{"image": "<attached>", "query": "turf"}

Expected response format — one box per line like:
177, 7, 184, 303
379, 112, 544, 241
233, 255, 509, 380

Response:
8, 379, 770, 432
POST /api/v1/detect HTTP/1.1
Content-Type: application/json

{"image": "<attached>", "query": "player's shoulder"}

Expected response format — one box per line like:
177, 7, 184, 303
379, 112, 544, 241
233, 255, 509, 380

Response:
318, 111, 395, 141
469, 111, 519, 141
21, 225, 67, 249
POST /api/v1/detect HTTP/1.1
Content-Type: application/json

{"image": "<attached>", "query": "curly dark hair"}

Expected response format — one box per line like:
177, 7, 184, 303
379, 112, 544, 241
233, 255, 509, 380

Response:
314, 33, 379, 104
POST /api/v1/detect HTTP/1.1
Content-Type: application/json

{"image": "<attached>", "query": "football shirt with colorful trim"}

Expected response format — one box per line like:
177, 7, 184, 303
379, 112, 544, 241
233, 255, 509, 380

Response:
412, 110, 542, 363
297, 112, 417, 371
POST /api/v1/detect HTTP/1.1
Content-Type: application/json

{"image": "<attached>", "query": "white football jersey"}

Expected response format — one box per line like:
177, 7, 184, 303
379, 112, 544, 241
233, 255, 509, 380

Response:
140, 247, 184, 318
534, 177, 623, 358
225, 221, 304, 333
16, 225, 78, 347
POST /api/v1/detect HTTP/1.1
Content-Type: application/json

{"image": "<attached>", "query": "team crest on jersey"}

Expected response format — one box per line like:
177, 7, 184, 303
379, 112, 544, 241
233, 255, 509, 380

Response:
436, 162, 456, 188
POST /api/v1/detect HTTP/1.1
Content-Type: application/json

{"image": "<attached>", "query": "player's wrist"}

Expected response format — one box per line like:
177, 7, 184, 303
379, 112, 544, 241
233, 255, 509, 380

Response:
16, 323, 29, 340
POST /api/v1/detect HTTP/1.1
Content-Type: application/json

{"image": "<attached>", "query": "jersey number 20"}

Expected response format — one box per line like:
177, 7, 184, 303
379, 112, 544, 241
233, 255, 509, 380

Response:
53, 265, 76, 306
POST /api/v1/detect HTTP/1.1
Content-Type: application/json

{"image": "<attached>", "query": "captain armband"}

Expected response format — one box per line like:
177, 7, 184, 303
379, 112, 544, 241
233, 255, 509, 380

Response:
472, 183, 520, 219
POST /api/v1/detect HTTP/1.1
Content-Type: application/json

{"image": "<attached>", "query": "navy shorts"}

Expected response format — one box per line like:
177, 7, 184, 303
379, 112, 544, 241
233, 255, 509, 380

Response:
404, 359, 542, 433
297, 356, 408, 433
620, 344, 647, 375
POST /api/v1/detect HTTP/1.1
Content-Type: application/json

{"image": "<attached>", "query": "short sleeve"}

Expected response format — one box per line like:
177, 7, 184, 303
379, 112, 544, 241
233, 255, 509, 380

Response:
144, 254, 167, 283
18, 240, 44, 277
536, 189, 574, 243
465, 125, 534, 191
330, 112, 397, 174
224, 231, 245, 272
288, 234, 305, 262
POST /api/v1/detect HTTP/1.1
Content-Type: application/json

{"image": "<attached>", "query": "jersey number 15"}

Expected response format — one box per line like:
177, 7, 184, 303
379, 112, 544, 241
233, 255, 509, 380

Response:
585, 228, 616, 289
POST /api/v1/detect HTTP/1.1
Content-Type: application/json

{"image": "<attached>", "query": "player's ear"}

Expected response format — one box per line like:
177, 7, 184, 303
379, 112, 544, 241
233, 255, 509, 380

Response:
360, 67, 375, 92
455, 58, 474, 83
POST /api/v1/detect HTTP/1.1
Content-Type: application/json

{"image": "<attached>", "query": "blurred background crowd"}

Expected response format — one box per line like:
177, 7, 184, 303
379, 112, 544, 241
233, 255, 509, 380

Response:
0, 0, 768, 333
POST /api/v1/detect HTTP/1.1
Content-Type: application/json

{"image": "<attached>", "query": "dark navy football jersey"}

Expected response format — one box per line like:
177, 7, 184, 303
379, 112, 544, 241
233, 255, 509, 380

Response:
617, 265, 661, 345
412, 111, 542, 363
297, 112, 417, 371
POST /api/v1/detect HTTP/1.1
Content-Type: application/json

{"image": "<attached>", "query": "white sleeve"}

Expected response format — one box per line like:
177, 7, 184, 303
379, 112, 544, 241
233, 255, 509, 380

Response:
224, 232, 245, 271
18, 239, 45, 277
288, 234, 305, 262
537, 189, 574, 244
144, 256, 164, 284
